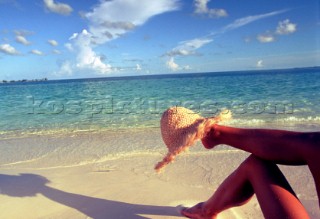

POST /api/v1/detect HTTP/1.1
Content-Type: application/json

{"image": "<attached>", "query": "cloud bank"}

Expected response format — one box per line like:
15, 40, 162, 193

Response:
59, 0, 180, 76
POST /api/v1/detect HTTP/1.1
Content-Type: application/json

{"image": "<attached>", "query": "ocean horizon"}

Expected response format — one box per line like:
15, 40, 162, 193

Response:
3, 66, 320, 84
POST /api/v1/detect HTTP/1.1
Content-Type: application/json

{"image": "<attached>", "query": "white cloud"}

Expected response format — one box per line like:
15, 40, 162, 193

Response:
15, 35, 31, 45
14, 30, 33, 45
257, 33, 275, 43
84, 0, 180, 44
194, 0, 227, 18
31, 49, 44, 56
165, 57, 191, 71
194, 0, 208, 13
136, 64, 141, 71
221, 9, 287, 33
166, 57, 180, 71
256, 19, 296, 44
0, 44, 20, 55
276, 19, 297, 35
71, 29, 112, 74
182, 38, 213, 50
48, 39, 58, 46
65, 0, 179, 75
43, 0, 73, 15
256, 60, 264, 68
166, 37, 213, 57
167, 10, 286, 57
164, 9, 288, 71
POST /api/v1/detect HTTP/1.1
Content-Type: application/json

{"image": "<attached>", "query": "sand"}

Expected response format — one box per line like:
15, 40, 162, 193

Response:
0, 129, 319, 219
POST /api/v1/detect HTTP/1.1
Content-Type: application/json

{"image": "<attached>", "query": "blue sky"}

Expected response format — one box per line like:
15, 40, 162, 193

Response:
0, 0, 319, 80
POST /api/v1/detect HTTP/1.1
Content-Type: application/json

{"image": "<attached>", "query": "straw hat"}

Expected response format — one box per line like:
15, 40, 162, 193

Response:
155, 106, 231, 172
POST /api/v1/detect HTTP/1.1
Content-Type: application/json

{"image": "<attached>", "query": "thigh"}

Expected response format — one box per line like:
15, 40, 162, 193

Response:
244, 155, 310, 219
308, 157, 320, 208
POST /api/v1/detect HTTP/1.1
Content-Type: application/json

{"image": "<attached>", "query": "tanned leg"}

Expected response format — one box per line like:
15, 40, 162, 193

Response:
201, 125, 320, 207
307, 148, 320, 208
181, 155, 310, 219
202, 125, 320, 165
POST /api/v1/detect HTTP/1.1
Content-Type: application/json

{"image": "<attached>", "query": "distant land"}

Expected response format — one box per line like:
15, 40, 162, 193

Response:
0, 78, 48, 84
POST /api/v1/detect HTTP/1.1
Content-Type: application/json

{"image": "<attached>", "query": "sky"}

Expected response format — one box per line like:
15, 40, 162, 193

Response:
0, 0, 319, 80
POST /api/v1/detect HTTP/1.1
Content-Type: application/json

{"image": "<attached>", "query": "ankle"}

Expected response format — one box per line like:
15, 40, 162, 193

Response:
201, 124, 222, 149
214, 124, 233, 145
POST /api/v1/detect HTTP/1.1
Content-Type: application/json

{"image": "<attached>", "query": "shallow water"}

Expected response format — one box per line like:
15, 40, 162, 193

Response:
1, 67, 320, 136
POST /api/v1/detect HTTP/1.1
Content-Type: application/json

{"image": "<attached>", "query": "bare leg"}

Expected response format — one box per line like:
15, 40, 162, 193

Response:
181, 155, 310, 219
201, 125, 320, 207
202, 125, 320, 165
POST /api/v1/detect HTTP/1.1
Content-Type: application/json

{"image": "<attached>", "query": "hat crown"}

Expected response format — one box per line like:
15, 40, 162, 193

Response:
160, 107, 203, 150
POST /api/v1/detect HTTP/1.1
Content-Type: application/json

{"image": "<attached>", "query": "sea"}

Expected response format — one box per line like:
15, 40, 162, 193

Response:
0, 67, 320, 168
1, 67, 320, 137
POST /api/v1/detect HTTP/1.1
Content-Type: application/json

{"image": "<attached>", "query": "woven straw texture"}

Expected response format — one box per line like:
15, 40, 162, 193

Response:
155, 106, 231, 172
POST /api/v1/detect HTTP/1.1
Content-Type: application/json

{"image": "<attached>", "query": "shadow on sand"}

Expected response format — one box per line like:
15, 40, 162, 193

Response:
0, 173, 182, 219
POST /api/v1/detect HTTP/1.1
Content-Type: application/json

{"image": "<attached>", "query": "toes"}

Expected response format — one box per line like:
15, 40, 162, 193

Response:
180, 202, 204, 219
180, 207, 192, 218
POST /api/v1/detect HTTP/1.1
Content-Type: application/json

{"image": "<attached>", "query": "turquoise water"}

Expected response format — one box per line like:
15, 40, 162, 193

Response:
1, 67, 320, 135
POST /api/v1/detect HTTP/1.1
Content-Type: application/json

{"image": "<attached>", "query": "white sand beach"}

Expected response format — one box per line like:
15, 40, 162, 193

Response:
0, 128, 319, 219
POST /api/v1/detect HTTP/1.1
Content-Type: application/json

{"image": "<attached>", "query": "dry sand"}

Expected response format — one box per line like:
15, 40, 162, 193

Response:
0, 130, 319, 219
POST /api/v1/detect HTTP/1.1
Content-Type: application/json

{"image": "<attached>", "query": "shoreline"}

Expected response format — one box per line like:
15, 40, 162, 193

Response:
2, 117, 320, 137
0, 124, 319, 218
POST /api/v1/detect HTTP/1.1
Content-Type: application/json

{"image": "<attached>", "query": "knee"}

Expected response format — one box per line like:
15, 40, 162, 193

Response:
242, 154, 264, 166
240, 154, 274, 174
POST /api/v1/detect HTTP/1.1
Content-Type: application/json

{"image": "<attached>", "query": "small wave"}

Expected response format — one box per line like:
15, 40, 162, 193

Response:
276, 116, 320, 122
1, 114, 320, 139
225, 116, 320, 126
0, 125, 160, 139
0, 149, 242, 170
225, 118, 266, 125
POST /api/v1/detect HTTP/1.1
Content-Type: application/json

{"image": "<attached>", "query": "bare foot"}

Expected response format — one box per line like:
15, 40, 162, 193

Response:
180, 202, 217, 219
